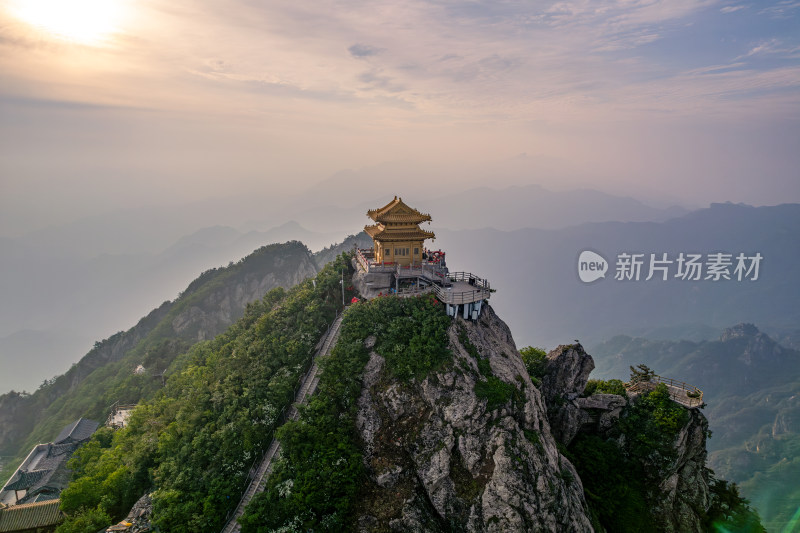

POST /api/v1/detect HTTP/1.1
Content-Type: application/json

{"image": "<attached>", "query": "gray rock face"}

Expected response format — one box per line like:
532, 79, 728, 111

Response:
540, 342, 714, 531
119, 493, 154, 533
541, 344, 595, 403
546, 401, 588, 447
540, 344, 595, 445
351, 264, 394, 300
651, 409, 711, 533
571, 389, 712, 532
170, 257, 316, 341
576, 394, 627, 432
354, 304, 593, 533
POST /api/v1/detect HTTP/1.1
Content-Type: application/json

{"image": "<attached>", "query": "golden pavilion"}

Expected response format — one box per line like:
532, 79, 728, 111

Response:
364, 196, 435, 266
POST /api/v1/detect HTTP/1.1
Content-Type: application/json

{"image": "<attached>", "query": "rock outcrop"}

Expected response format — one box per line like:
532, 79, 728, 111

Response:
351, 268, 394, 300
541, 343, 595, 402
353, 305, 594, 532
114, 493, 154, 533
170, 255, 317, 341
575, 394, 626, 432
540, 344, 595, 445
541, 342, 713, 532
651, 409, 710, 533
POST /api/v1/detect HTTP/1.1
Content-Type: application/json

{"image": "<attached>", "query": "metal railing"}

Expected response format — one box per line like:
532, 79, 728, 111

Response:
355, 248, 396, 273
625, 375, 704, 408
447, 272, 490, 289
355, 248, 371, 272
220, 311, 343, 533
396, 263, 450, 285
432, 284, 491, 305
356, 249, 491, 306
396, 286, 434, 297
356, 249, 448, 276
391, 272, 491, 304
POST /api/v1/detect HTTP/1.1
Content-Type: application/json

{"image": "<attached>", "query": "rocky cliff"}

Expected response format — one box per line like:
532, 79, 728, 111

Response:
541, 344, 713, 532
343, 303, 735, 532
352, 305, 594, 532
0, 241, 319, 481
169, 251, 317, 341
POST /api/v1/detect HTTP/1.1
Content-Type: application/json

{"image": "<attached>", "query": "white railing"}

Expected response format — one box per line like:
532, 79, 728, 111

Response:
446, 272, 490, 290
395, 263, 450, 284
356, 249, 491, 306
432, 284, 490, 305
625, 375, 704, 408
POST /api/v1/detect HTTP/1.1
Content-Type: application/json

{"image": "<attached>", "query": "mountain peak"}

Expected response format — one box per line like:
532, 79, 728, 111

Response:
719, 323, 788, 366
720, 323, 761, 342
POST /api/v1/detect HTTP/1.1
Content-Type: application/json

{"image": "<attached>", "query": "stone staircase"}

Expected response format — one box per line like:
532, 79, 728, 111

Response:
220, 313, 344, 533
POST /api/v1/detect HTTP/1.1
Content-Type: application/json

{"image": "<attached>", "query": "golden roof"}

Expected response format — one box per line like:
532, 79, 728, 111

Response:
367, 196, 432, 224
364, 224, 435, 241
0, 500, 63, 532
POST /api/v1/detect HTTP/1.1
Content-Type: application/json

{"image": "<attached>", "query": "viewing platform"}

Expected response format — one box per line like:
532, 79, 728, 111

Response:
355, 248, 491, 319
625, 375, 704, 409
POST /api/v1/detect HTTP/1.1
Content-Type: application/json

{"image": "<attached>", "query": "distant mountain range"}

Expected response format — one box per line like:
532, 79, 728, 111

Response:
0, 239, 358, 484
3, 199, 797, 394
0, 221, 340, 394
589, 324, 800, 532
1, 196, 796, 530
436, 202, 800, 350
0, 184, 689, 394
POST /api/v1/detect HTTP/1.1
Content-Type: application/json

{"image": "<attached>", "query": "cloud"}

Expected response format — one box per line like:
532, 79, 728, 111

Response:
720, 4, 749, 14
0, 0, 792, 124
348, 43, 383, 58
735, 38, 800, 60
742, 38, 783, 57
358, 69, 405, 93
594, 30, 661, 52
1, 0, 799, 210
758, 1, 800, 18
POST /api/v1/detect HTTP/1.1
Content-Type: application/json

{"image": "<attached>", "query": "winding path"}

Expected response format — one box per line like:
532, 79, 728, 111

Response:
220, 314, 344, 533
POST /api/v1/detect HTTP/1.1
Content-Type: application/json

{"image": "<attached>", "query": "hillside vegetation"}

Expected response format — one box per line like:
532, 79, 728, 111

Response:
590, 326, 800, 532
55, 254, 354, 532
239, 294, 451, 531
0, 239, 354, 485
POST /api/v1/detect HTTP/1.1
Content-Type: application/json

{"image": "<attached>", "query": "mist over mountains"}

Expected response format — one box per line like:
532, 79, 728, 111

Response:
0, 183, 687, 394
1, 180, 795, 397
437, 202, 800, 350
590, 325, 800, 531
1, 189, 796, 530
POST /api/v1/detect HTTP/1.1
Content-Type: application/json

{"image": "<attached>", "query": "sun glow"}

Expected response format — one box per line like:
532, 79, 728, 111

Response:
9, 0, 130, 45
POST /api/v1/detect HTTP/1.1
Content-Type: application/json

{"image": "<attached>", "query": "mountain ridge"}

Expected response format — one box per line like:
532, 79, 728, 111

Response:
589, 324, 800, 531
0, 238, 362, 483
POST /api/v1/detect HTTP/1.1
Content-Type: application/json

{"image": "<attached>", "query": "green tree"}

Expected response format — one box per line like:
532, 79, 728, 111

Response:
583, 379, 627, 397
618, 383, 689, 475
58, 254, 357, 532
520, 346, 548, 381
56, 506, 112, 533
705, 477, 766, 533
629, 364, 655, 383
567, 434, 651, 532
240, 293, 451, 531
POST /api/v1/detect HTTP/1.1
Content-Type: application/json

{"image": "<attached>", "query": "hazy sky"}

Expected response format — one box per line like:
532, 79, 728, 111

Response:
1, 0, 799, 235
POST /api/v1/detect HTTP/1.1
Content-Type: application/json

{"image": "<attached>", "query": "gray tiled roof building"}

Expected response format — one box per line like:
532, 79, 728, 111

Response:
0, 418, 99, 507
